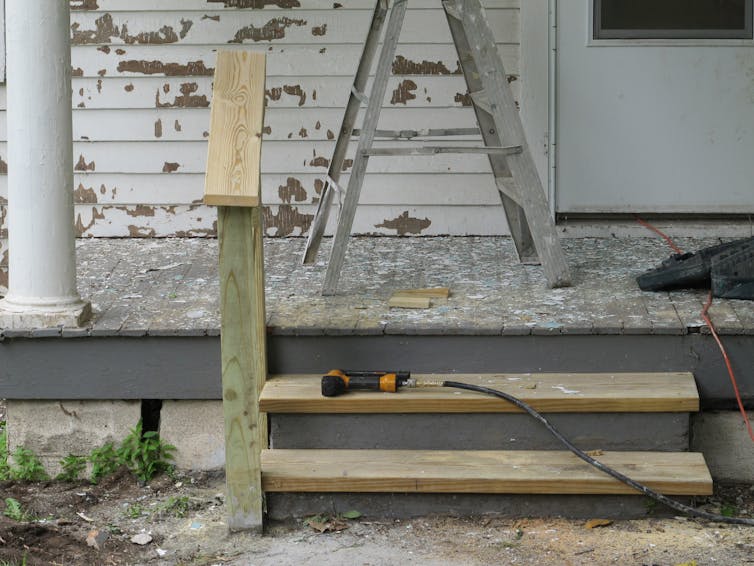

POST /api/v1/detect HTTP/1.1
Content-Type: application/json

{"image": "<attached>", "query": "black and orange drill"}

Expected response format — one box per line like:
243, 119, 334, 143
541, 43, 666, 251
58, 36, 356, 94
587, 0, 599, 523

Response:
321, 369, 413, 397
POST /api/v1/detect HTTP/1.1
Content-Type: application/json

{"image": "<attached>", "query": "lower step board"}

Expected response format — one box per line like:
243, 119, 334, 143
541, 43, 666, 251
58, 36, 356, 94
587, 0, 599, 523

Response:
262, 450, 712, 496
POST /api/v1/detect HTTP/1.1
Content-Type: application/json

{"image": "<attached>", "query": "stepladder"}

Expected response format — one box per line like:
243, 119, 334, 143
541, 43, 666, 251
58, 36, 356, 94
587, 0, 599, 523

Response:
302, 0, 571, 295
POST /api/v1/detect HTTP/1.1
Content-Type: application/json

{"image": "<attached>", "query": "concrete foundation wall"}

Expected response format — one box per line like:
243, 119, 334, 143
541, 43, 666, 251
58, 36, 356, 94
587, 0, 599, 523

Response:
159, 400, 225, 471
692, 411, 754, 482
6, 400, 140, 476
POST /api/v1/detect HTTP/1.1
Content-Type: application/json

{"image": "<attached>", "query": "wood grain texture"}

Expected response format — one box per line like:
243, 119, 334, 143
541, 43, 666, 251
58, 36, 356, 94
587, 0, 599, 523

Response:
259, 372, 699, 414
218, 205, 268, 531
393, 287, 451, 298
388, 294, 431, 308
261, 449, 712, 495
204, 51, 265, 207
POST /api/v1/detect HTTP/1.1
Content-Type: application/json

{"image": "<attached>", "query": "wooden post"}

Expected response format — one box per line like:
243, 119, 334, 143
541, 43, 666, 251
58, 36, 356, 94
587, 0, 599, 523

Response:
204, 51, 267, 532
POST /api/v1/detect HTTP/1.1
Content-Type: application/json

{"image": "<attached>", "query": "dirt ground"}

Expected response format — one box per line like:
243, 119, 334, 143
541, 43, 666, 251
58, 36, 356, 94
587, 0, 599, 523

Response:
1, 468, 753, 566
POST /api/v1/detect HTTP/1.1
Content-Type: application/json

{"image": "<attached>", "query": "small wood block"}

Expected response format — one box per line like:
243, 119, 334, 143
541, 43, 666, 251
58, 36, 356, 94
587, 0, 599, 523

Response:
394, 287, 450, 299
388, 294, 431, 309
259, 372, 700, 414
262, 449, 713, 495
204, 51, 265, 208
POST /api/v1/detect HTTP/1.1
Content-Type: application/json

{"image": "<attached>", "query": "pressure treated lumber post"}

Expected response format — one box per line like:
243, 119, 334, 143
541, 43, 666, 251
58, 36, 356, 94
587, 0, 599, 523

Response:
204, 51, 267, 532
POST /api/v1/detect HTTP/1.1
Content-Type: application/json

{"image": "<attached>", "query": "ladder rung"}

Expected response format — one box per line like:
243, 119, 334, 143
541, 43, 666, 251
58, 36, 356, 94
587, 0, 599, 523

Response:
362, 145, 522, 157
352, 127, 480, 139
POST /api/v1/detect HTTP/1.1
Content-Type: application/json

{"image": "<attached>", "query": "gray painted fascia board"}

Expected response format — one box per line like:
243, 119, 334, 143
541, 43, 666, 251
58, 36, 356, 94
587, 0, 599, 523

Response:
0, 334, 752, 409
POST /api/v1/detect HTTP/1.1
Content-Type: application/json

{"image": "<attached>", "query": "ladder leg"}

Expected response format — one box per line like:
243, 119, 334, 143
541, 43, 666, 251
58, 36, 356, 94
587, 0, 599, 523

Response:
322, 0, 408, 295
443, 3, 537, 263
445, 0, 571, 287
302, 0, 389, 264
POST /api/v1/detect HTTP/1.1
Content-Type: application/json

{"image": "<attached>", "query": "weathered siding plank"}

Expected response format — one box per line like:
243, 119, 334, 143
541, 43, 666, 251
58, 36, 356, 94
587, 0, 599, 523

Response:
63, 76, 520, 110
1, 173, 500, 207
70, 44, 519, 78
70, 10, 519, 45
0, 141, 497, 174
60, 107, 482, 141
74, 0, 520, 12
47, 203, 506, 237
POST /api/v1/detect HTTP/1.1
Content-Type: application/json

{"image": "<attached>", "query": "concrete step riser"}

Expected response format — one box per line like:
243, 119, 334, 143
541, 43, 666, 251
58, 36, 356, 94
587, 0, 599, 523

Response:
270, 413, 691, 452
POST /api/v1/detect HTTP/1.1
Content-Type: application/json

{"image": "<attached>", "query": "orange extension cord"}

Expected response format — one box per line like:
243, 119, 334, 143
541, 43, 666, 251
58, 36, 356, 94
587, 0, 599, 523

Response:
636, 216, 754, 443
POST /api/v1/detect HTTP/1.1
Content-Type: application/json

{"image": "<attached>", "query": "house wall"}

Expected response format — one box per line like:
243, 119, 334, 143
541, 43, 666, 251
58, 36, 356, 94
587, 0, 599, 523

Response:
0, 0, 524, 292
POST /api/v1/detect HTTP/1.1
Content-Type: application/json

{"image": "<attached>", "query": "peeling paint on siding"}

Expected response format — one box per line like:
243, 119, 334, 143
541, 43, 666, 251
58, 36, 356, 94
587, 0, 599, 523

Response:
75, 207, 106, 236
75, 155, 96, 172
154, 119, 163, 138
207, 0, 301, 8
203, 15, 221, 22
312, 24, 327, 36
454, 92, 472, 106
391, 79, 417, 105
156, 82, 210, 108
278, 177, 307, 203
309, 155, 329, 168
70, 0, 99, 10
126, 204, 156, 217
162, 162, 180, 173
0, 158, 7, 174
265, 84, 306, 106
298, 127, 308, 138
128, 225, 157, 237
375, 211, 431, 235
229, 18, 307, 43
174, 120, 182, 132
392, 55, 461, 75
74, 184, 98, 204
71, 13, 192, 46
72, 67, 84, 77
124, 83, 134, 92
117, 60, 214, 76
262, 204, 312, 236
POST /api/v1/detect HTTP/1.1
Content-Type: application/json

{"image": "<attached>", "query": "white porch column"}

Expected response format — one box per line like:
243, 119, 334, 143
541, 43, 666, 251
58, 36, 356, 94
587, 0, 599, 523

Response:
0, 0, 90, 327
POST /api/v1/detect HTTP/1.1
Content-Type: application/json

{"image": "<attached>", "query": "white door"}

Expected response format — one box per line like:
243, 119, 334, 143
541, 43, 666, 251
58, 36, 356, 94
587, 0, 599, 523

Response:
556, 0, 754, 214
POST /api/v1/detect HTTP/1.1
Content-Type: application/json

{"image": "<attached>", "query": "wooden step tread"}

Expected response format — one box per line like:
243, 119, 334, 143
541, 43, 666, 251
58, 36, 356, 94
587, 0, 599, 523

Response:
262, 449, 712, 496
259, 372, 699, 414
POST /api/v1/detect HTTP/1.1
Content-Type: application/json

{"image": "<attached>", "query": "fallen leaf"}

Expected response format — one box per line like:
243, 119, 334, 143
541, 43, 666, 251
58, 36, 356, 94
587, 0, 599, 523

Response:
586, 450, 604, 457
585, 519, 613, 529
305, 515, 350, 533
341, 510, 362, 519
674, 562, 697, 566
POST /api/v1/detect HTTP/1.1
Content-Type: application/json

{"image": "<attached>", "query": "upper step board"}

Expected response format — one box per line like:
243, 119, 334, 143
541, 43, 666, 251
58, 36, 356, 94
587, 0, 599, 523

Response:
259, 372, 699, 414
261, 449, 712, 496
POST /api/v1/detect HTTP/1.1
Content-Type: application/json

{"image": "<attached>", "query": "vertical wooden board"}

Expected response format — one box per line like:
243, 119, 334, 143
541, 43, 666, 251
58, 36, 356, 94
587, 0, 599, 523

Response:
204, 51, 265, 207
218, 205, 268, 532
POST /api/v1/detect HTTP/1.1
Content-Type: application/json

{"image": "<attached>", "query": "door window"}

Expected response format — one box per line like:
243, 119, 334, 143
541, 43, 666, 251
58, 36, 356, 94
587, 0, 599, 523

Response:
594, 0, 753, 39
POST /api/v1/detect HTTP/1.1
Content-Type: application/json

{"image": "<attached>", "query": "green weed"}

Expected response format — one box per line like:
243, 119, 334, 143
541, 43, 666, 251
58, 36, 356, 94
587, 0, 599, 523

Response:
0, 555, 28, 566
0, 425, 9, 481
56, 454, 87, 482
3, 497, 34, 522
156, 495, 190, 518
9, 447, 48, 482
88, 442, 120, 484
124, 502, 146, 519
118, 421, 176, 483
